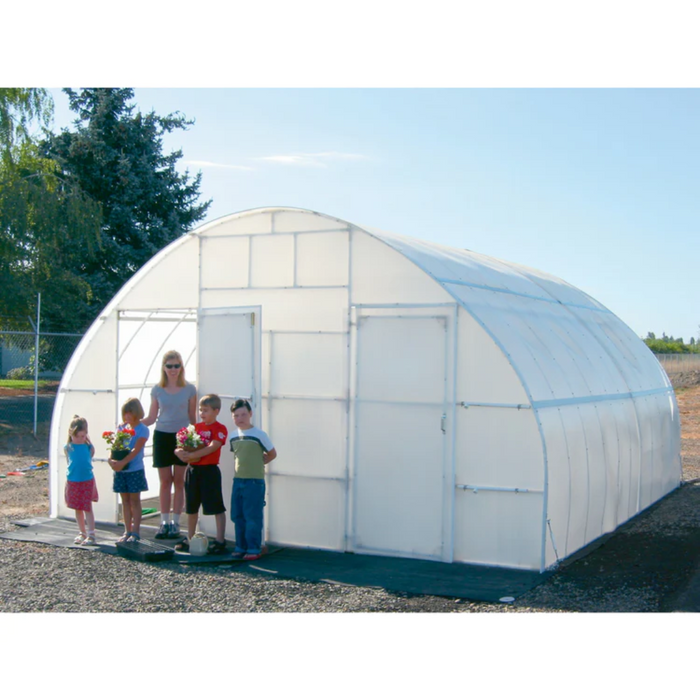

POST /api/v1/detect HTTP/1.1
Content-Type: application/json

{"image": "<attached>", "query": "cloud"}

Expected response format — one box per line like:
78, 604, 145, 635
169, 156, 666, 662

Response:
256, 151, 370, 168
184, 160, 254, 171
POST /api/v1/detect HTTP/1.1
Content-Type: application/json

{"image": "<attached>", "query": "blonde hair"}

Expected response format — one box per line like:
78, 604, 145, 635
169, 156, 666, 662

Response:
68, 415, 88, 443
159, 350, 186, 388
121, 397, 145, 421
200, 394, 221, 411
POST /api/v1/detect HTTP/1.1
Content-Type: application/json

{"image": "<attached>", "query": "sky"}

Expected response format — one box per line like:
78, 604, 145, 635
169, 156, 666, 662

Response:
46, 87, 700, 343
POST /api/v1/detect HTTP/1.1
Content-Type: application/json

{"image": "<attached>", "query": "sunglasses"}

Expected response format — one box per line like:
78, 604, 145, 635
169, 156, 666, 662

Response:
165, 363, 181, 369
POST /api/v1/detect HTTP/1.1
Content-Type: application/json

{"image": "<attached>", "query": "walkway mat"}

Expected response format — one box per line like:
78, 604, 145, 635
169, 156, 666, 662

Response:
1, 517, 251, 566
236, 548, 550, 601
2, 518, 551, 601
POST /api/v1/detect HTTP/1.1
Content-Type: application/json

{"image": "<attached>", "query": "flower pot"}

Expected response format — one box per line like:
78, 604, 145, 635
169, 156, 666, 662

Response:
110, 449, 131, 462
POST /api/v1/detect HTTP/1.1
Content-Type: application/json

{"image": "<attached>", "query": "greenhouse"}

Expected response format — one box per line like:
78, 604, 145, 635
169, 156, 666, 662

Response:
49, 206, 681, 572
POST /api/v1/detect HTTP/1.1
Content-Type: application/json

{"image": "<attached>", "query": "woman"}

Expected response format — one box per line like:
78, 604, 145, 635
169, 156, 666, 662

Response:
143, 350, 197, 538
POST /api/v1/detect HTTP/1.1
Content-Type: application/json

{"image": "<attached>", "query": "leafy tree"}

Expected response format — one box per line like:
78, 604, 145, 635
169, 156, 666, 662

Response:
643, 334, 700, 355
0, 89, 101, 331
43, 88, 211, 329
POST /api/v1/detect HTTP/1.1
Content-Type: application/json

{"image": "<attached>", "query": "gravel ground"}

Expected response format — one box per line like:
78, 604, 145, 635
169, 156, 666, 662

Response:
2, 380, 700, 614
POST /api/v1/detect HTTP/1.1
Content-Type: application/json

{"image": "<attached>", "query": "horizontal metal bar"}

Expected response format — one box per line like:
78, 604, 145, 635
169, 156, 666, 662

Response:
117, 384, 152, 391
264, 394, 346, 402
60, 389, 114, 394
196, 227, 349, 239
352, 303, 457, 309
459, 401, 532, 410
268, 472, 346, 482
265, 330, 347, 336
353, 398, 446, 407
456, 484, 543, 494
201, 285, 348, 291
117, 316, 197, 323
117, 308, 197, 314
531, 386, 673, 410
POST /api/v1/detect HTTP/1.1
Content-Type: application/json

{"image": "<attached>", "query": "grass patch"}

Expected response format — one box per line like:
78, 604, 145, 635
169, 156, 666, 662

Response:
0, 379, 59, 391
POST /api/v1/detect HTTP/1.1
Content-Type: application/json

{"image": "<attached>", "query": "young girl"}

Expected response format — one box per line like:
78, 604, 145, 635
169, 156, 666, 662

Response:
108, 398, 150, 543
64, 416, 99, 545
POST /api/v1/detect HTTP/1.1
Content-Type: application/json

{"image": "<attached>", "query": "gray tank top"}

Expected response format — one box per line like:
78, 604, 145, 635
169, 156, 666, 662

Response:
151, 383, 197, 432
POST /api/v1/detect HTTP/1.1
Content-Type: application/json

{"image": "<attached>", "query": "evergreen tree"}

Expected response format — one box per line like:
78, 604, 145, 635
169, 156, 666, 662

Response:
43, 89, 211, 330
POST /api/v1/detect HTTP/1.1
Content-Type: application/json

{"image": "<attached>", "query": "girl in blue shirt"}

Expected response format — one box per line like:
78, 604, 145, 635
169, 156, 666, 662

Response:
108, 398, 150, 543
64, 416, 98, 545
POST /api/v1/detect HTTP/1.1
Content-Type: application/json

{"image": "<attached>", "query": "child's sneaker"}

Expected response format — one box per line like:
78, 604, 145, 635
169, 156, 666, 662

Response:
168, 522, 180, 538
207, 540, 227, 555
154, 523, 170, 539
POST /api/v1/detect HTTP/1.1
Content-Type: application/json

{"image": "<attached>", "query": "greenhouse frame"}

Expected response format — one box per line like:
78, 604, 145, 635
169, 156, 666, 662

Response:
49, 207, 681, 571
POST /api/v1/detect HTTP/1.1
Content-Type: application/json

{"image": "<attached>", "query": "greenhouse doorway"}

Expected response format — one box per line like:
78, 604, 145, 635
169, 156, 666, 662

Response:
196, 306, 261, 536
351, 307, 455, 562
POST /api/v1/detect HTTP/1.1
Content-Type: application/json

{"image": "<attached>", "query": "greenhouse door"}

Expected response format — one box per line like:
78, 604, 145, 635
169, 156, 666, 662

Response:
351, 310, 452, 561
196, 307, 261, 536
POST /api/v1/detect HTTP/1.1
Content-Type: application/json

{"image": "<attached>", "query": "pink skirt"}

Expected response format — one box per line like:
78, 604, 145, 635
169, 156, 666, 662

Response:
65, 479, 99, 512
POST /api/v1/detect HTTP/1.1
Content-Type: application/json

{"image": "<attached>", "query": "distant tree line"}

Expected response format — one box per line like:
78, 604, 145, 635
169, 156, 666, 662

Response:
643, 332, 700, 355
0, 88, 211, 334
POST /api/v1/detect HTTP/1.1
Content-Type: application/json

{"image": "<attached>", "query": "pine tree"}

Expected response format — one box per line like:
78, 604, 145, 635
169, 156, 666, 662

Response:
43, 89, 211, 329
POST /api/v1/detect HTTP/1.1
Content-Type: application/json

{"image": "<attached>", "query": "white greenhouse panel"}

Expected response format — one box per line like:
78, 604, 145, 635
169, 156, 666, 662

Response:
454, 407, 542, 489
273, 209, 345, 233
199, 287, 348, 333
200, 235, 250, 288
250, 234, 295, 288
353, 402, 446, 559
118, 237, 199, 310
351, 232, 452, 306
455, 307, 529, 406
295, 231, 349, 287
267, 475, 346, 550
543, 405, 589, 557
356, 315, 447, 404
268, 399, 346, 479
270, 332, 346, 399
62, 313, 118, 390
453, 489, 543, 569
200, 210, 273, 236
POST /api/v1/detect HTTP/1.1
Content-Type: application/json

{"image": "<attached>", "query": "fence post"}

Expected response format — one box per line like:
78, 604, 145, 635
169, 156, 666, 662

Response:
33, 293, 41, 437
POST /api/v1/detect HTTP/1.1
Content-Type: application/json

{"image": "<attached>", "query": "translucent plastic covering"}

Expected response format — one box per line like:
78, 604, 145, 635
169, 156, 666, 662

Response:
51, 207, 681, 571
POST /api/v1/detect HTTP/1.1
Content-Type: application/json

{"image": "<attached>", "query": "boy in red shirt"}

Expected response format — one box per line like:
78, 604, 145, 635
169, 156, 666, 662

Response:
174, 394, 228, 554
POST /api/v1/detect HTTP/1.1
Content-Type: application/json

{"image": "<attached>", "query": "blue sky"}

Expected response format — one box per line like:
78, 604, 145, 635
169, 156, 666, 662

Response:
47, 87, 700, 343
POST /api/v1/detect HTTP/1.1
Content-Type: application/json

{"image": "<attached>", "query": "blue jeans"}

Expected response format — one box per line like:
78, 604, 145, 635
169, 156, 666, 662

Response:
230, 478, 265, 555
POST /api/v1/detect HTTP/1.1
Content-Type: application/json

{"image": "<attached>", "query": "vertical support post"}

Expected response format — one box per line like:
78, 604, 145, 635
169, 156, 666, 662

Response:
33, 293, 41, 437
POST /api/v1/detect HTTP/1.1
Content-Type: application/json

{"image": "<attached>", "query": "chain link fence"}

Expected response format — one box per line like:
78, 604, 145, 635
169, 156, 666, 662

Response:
0, 330, 83, 438
655, 353, 700, 374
